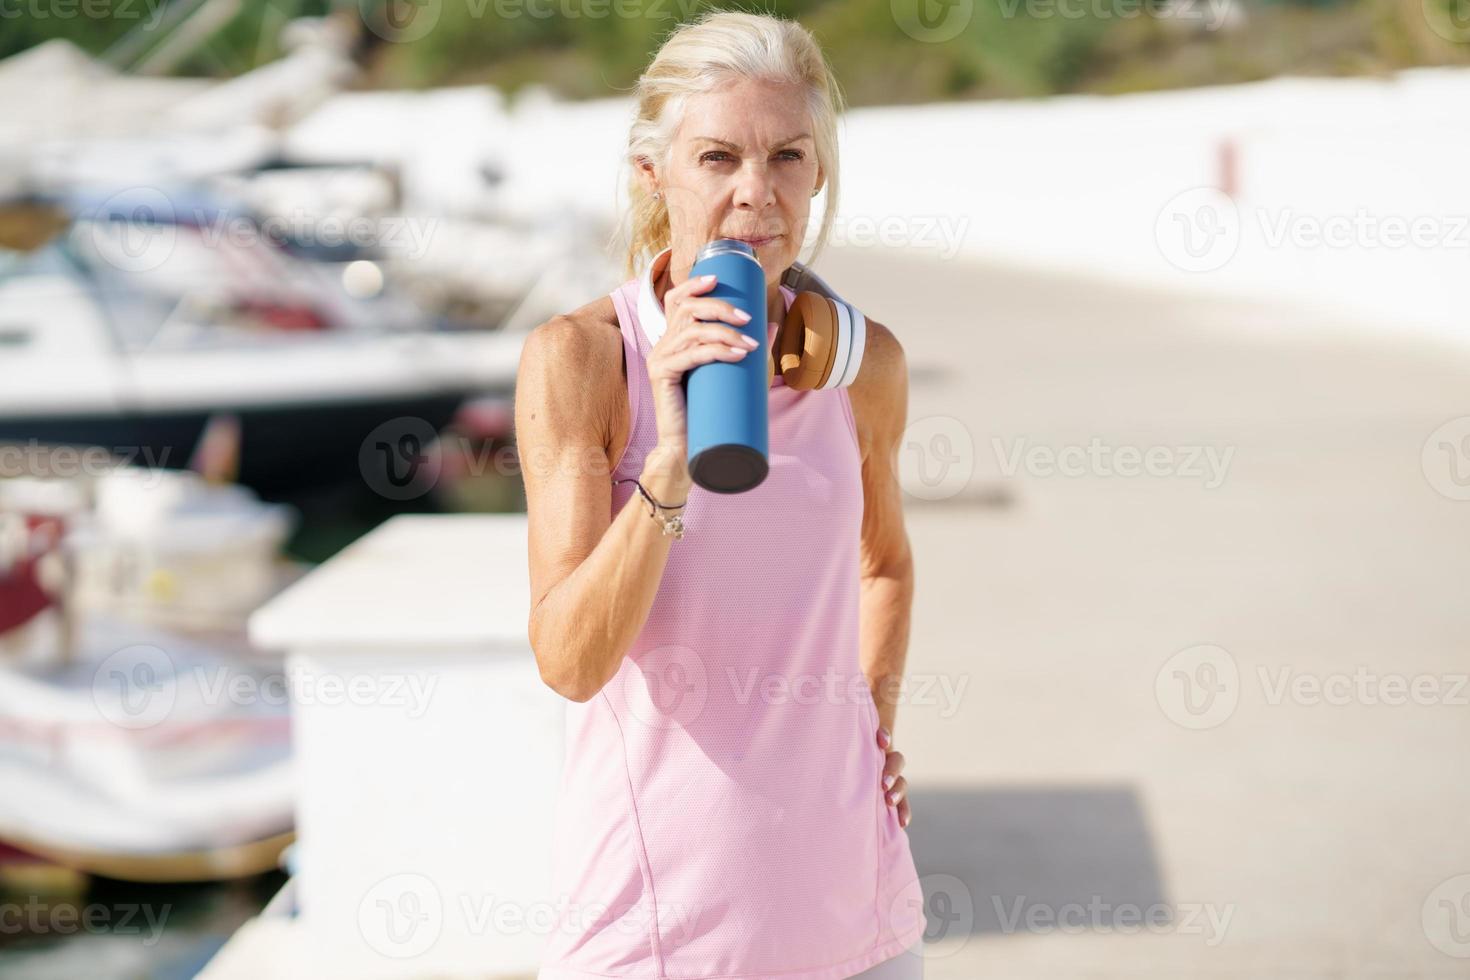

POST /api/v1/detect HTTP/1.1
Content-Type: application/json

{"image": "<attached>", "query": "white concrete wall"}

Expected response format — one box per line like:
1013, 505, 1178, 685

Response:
242, 514, 563, 979
403, 68, 1468, 344
836, 69, 1470, 344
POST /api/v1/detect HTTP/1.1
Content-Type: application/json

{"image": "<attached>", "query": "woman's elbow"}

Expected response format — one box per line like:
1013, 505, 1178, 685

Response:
538, 659, 598, 703
529, 620, 607, 703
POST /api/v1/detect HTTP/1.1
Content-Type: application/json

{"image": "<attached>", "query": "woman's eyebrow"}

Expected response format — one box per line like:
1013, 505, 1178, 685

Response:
693, 133, 813, 150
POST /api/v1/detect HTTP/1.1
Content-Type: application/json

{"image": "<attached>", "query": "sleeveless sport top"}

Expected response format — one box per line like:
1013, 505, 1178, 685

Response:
539, 248, 928, 980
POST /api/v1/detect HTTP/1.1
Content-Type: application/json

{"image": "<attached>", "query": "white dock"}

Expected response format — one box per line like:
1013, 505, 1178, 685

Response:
202, 513, 560, 980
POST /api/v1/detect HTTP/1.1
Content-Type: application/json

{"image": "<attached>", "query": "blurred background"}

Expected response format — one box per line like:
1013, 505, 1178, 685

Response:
2, 0, 1469, 977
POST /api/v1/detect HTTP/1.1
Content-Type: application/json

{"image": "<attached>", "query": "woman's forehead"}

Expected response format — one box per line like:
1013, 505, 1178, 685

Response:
676, 83, 812, 145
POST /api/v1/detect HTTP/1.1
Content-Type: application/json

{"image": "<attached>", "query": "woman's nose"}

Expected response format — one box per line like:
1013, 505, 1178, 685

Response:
732, 163, 776, 209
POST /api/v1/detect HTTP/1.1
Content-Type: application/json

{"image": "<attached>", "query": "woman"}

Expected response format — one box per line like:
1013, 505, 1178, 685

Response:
515, 11, 926, 979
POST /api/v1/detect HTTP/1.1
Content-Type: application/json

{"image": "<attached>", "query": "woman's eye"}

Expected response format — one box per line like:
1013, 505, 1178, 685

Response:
699, 150, 803, 163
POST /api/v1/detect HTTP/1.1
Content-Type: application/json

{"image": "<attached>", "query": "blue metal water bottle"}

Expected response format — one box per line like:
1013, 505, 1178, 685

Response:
684, 239, 768, 493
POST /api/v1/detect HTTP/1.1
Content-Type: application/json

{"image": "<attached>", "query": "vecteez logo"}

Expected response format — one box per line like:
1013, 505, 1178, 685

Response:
360, 0, 442, 42
1422, 416, 1470, 501
1155, 187, 1241, 273
82, 186, 178, 274
1154, 644, 1240, 729
360, 416, 445, 501
892, 0, 974, 42
91, 644, 179, 730
1423, 874, 1470, 958
1422, 0, 1470, 43
358, 873, 444, 958
899, 416, 975, 501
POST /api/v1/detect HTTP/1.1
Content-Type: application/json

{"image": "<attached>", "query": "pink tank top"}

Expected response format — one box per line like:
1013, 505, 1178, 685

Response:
539, 249, 927, 980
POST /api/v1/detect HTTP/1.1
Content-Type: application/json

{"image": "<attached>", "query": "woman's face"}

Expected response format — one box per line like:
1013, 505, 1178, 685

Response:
648, 76, 824, 285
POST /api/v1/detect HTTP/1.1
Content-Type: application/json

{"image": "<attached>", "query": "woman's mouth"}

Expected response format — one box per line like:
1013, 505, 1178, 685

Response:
732, 235, 781, 248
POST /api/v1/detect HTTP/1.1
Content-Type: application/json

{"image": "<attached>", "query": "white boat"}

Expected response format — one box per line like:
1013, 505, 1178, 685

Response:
0, 610, 296, 881
0, 465, 302, 880
0, 209, 528, 495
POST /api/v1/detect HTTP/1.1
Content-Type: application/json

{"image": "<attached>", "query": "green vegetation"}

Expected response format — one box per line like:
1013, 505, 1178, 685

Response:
5, 0, 1469, 103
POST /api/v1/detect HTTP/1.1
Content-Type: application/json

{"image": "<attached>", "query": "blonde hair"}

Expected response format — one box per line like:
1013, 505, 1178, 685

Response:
617, 9, 845, 280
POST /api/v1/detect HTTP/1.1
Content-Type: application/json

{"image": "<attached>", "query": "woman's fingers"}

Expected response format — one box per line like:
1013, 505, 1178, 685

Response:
884, 774, 907, 807
661, 342, 752, 376
885, 770, 912, 829
670, 272, 719, 299
674, 296, 754, 333
668, 323, 758, 354
874, 729, 910, 826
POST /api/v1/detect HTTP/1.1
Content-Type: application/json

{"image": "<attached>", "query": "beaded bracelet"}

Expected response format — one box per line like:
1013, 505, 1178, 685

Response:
614, 477, 687, 539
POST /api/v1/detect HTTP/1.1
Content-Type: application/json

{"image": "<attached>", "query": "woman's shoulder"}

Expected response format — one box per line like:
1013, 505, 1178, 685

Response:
520, 293, 625, 382
515, 293, 629, 447
845, 317, 906, 454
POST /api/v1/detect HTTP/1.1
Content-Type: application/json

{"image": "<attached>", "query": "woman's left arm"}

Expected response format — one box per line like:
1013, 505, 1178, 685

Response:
847, 317, 917, 827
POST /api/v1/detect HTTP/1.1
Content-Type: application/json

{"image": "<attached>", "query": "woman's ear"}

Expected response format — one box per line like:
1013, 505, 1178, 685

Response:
635, 155, 660, 199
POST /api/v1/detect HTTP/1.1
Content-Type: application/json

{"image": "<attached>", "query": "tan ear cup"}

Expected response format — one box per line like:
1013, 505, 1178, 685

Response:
778, 292, 841, 390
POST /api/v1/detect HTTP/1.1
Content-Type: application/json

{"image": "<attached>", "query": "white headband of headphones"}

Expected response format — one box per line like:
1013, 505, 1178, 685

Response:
780, 261, 867, 389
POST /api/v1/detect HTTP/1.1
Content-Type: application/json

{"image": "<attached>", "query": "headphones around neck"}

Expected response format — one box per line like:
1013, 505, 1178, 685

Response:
771, 261, 867, 391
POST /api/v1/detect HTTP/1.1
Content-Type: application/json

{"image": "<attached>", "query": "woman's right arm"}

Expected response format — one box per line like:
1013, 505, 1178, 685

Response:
516, 316, 684, 702
515, 279, 758, 702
